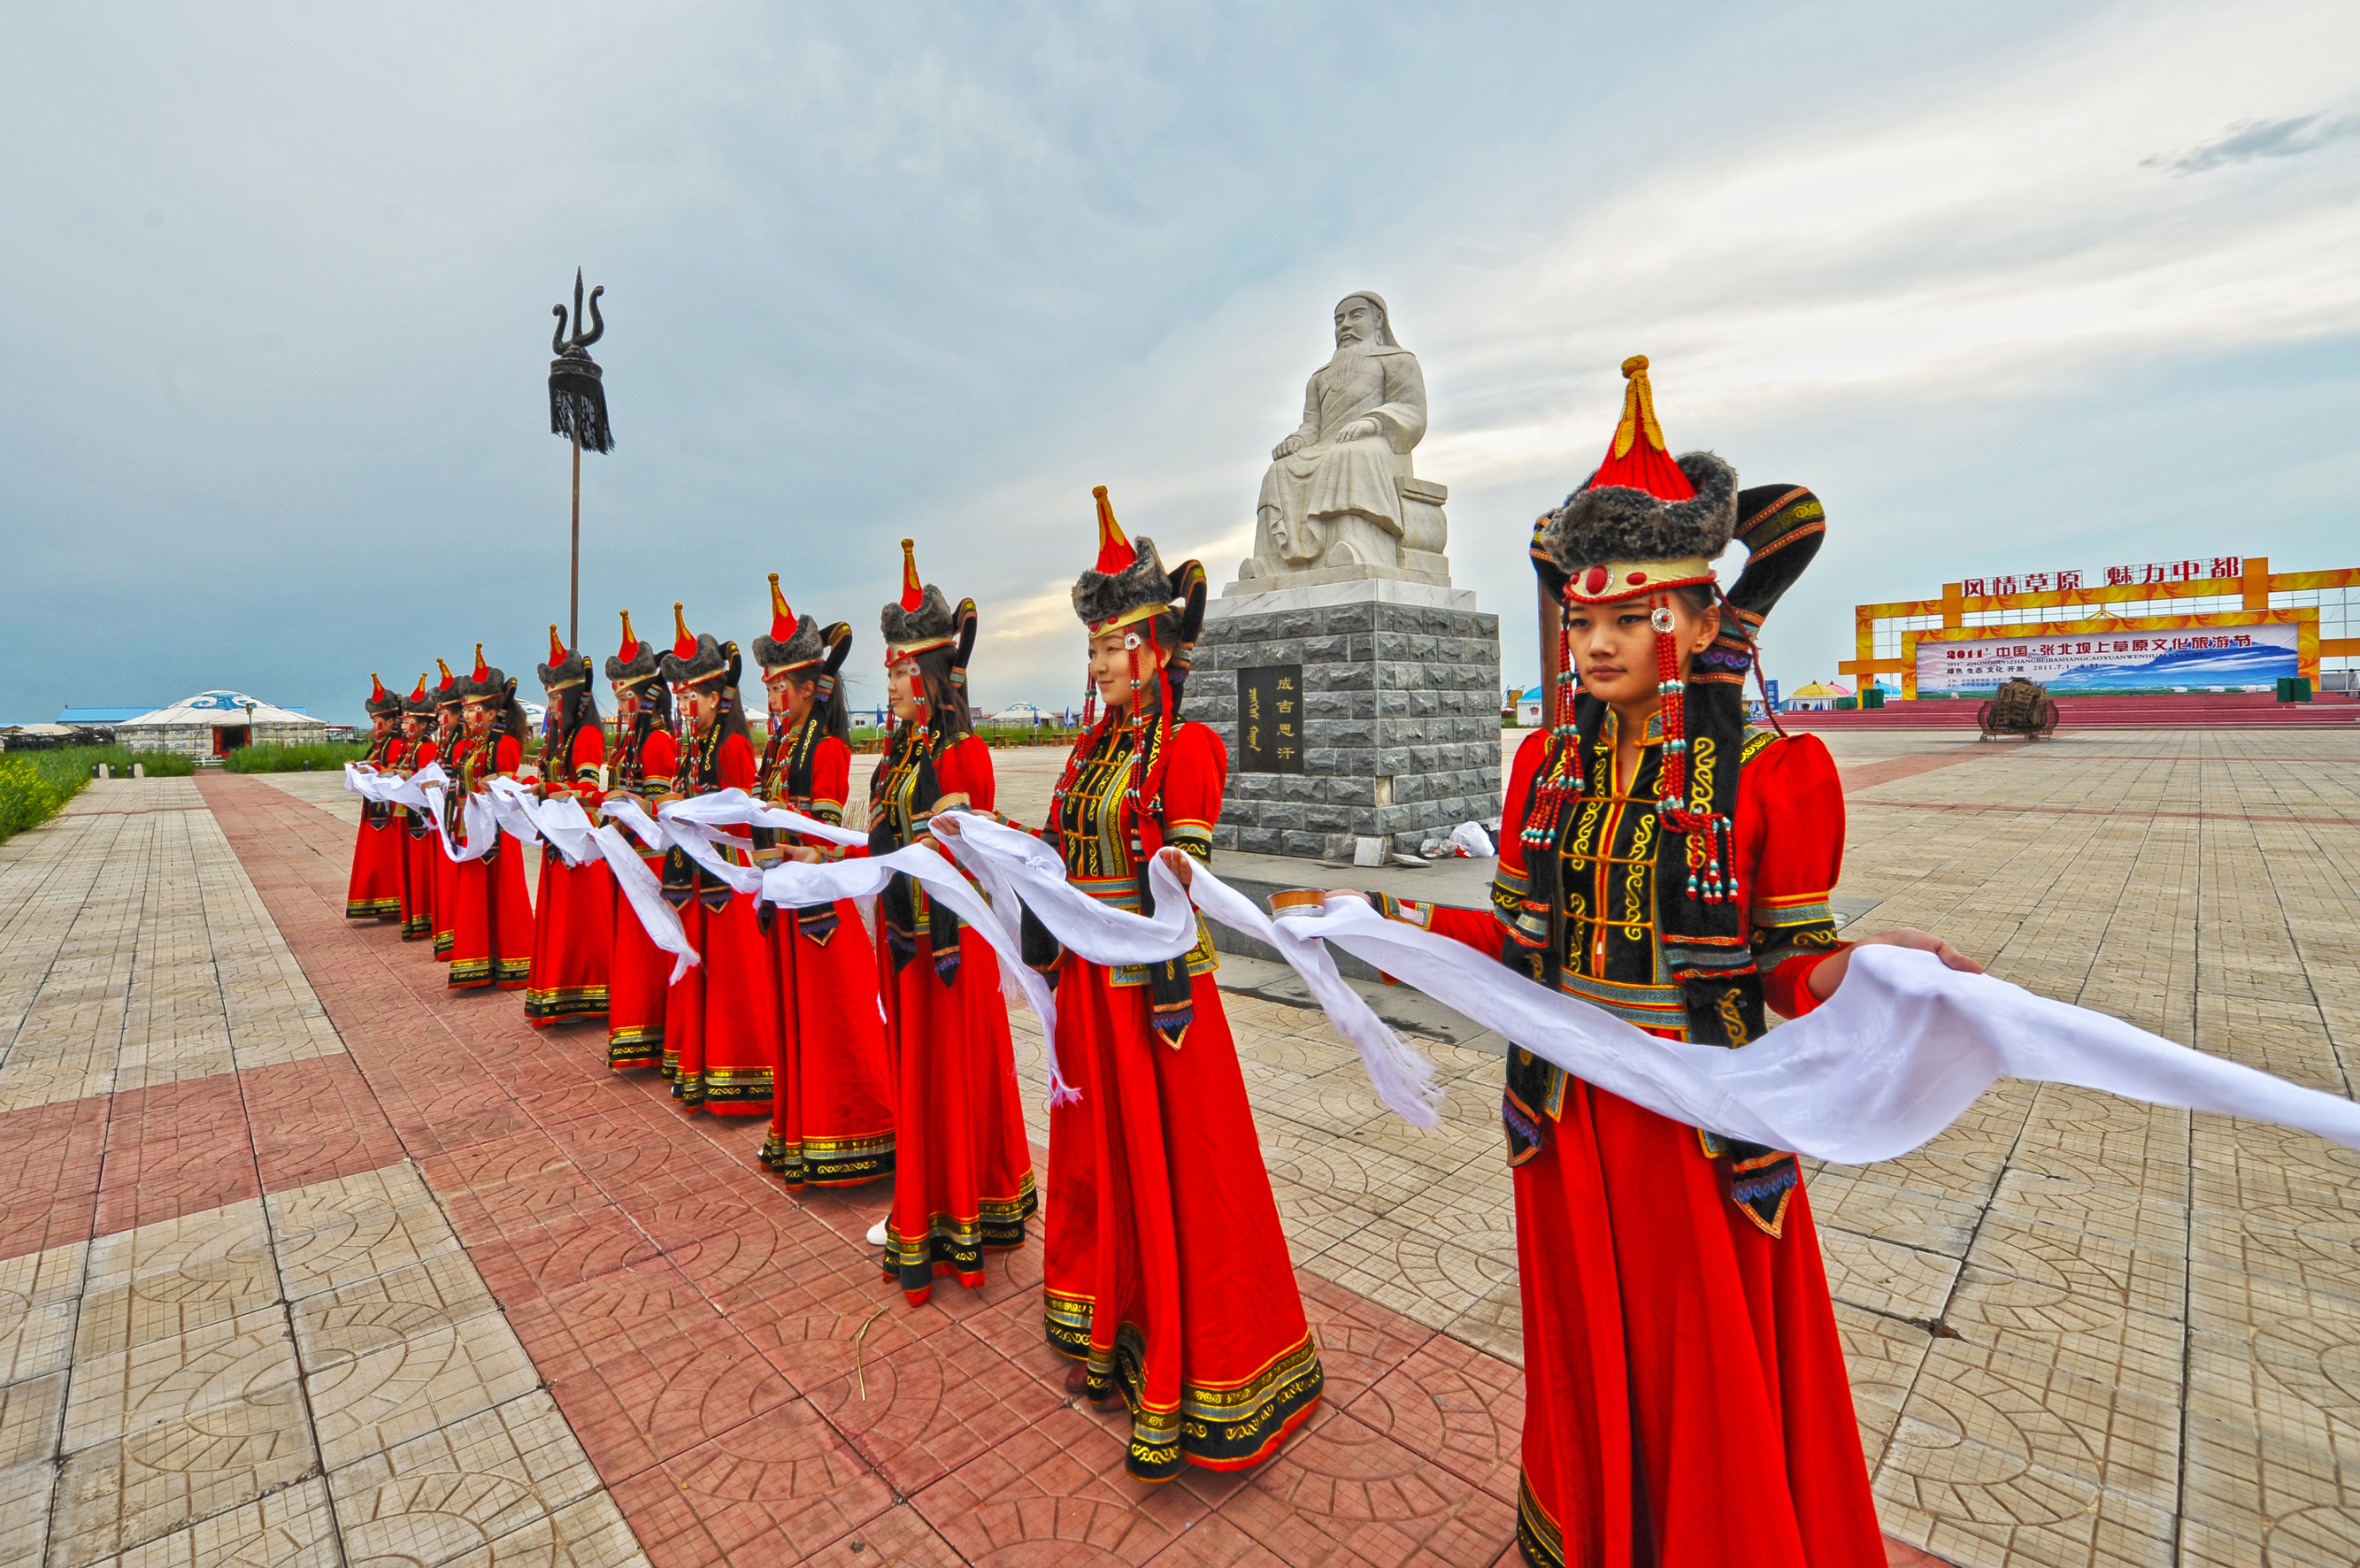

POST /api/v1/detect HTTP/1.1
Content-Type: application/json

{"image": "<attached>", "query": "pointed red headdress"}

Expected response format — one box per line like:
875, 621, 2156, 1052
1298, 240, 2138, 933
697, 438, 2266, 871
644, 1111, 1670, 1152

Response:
898, 540, 924, 613
768, 573, 796, 642
369, 673, 388, 702
672, 603, 697, 659
1588, 356, 1695, 503
436, 657, 456, 694
547, 624, 567, 665
616, 610, 641, 663
471, 642, 489, 684
1091, 485, 1136, 573
408, 673, 428, 703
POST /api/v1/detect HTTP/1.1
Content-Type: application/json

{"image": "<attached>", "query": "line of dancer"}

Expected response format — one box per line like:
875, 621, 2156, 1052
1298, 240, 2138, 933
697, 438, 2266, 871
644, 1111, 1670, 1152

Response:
341, 353, 1993, 1562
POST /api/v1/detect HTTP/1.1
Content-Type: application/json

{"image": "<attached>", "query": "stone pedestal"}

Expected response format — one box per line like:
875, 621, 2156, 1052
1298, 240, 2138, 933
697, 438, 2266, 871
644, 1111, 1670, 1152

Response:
1188, 579, 1501, 861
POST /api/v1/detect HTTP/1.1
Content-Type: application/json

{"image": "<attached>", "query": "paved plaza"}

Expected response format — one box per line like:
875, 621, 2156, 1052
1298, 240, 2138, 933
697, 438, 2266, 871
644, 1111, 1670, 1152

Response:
1, 727, 2357, 1566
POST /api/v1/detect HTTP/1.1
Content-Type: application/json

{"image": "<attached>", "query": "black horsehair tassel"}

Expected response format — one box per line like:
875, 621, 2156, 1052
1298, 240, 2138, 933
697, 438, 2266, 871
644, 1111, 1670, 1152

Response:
549, 268, 615, 454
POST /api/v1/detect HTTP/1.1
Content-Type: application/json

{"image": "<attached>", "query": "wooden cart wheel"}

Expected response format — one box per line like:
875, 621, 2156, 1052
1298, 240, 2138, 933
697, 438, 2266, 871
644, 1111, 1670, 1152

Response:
1977, 699, 1998, 739
2034, 698, 2060, 739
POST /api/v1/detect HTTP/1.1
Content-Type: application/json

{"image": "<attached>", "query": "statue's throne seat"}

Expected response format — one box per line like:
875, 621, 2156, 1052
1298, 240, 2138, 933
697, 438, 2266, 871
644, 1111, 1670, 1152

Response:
1396, 477, 1449, 580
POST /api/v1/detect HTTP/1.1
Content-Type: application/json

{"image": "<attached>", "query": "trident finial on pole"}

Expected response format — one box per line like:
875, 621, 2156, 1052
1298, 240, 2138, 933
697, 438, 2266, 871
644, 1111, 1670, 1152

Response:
548, 269, 614, 653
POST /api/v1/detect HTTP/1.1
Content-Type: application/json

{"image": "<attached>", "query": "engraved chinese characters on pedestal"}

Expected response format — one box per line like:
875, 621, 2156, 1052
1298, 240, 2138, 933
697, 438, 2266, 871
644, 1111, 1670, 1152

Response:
1238, 665, 1305, 774
1234, 293, 1452, 593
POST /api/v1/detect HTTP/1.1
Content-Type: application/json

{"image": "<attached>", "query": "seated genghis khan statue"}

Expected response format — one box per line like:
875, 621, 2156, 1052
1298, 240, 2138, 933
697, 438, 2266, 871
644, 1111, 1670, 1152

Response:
868, 539, 1036, 1305
447, 645, 537, 991
345, 673, 408, 920
975, 487, 1321, 1482
1375, 357, 1907, 1567
603, 611, 678, 1072
655, 604, 776, 1113
522, 626, 612, 1027
749, 574, 895, 1190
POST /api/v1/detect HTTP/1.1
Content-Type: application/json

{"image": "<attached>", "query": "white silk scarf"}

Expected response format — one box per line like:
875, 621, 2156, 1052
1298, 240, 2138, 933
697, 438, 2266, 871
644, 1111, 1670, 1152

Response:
1278, 897, 2360, 1162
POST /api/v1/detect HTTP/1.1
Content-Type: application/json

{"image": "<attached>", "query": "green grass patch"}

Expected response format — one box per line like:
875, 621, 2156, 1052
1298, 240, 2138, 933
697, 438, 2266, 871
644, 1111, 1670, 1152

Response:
223, 742, 372, 774
0, 746, 195, 843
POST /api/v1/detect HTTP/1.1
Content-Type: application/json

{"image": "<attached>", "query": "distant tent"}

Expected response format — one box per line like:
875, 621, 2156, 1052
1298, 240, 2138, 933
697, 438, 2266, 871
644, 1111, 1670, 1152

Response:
1786, 681, 1852, 711
113, 691, 327, 757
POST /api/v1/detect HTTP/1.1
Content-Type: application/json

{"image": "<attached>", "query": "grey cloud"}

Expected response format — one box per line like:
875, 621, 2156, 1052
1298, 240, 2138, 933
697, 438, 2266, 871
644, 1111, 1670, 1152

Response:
2148, 112, 2360, 173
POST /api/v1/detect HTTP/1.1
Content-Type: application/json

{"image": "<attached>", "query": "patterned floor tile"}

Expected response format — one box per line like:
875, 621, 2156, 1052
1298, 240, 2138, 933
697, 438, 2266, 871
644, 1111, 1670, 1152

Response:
510, 1259, 799, 1482
51, 1370, 318, 1566
910, 1401, 1207, 1564
806, 1318, 1068, 1495
327, 1390, 608, 1567
607, 1401, 896, 1566
1341, 1334, 1524, 1506
291, 1250, 504, 1370
88, 1474, 340, 1568
304, 1310, 544, 1470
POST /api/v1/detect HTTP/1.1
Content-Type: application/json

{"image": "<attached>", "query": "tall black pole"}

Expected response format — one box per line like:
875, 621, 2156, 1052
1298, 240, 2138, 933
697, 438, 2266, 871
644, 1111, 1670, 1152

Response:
569, 428, 582, 654
1538, 580, 1561, 727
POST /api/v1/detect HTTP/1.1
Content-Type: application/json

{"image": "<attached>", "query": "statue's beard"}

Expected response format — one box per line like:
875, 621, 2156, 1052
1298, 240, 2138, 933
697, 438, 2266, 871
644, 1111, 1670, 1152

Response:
1326, 337, 1373, 372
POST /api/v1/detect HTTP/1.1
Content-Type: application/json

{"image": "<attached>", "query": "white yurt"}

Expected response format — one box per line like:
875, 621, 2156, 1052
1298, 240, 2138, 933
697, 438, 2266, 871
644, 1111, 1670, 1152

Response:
113, 692, 327, 757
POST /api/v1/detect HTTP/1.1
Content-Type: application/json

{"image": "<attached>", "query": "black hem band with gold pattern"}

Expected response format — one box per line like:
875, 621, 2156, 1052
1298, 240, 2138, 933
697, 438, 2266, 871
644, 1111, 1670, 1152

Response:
1083, 1325, 1323, 1483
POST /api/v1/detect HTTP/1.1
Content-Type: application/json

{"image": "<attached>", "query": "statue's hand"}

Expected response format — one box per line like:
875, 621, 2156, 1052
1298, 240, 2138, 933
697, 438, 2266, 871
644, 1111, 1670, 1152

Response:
1333, 418, 1379, 444
1272, 433, 1306, 459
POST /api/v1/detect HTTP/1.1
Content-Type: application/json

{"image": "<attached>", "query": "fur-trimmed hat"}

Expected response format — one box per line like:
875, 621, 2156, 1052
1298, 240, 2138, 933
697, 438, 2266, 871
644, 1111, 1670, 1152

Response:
364, 673, 403, 719
535, 625, 591, 690
401, 673, 436, 719
753, 574, 826, 671
1068, 485, 1210, 691
880, 539, 966, 662
658, 603, 731, 687
457, 643, 514, 703
1533, 357, 1737, 606
605, 610, 662, 687
1072, 486, 1189, 632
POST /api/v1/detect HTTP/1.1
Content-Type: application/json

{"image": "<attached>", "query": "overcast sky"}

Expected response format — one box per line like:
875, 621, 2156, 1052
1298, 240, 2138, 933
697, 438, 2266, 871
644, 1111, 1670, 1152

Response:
4, 1, 2355, 725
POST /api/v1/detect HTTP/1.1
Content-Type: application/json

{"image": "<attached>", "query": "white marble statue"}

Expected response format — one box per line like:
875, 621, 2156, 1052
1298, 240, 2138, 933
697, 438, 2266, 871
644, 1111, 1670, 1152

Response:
1234, 291, 1450, 592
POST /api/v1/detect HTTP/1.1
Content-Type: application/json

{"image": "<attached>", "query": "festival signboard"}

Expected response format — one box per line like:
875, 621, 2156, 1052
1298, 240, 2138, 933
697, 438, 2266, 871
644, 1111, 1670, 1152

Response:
1905, 610, 2315, 699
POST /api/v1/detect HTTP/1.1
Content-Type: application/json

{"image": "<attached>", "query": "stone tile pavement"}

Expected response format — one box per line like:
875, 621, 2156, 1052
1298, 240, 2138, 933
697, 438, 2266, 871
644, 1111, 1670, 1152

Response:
2, 730, 2356, 1564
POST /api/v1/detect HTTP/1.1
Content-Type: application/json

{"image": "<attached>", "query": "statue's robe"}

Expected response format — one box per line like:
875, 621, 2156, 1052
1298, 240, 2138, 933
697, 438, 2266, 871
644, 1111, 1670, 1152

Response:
1257, 344, 1426, 556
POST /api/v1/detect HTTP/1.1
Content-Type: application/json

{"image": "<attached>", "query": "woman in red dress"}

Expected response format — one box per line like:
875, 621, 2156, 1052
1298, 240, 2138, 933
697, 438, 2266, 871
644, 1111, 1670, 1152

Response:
429, 658, 466, 962
603, 611, 677, 1071
446, 645, 536, 991
524, 626, 614, 1027
1371, 359, 1976, 1567
750, 574, 895, 1188
344, 675, 407, 920
655, 604, 777, 1115
870, 540, 1034, 1303
993, 487, 1320, 1481
395, 676, 440, 942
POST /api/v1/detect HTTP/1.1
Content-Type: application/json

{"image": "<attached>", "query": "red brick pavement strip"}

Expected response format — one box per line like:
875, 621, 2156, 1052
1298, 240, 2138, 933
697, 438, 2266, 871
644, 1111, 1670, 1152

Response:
188, 772, 1948, 1568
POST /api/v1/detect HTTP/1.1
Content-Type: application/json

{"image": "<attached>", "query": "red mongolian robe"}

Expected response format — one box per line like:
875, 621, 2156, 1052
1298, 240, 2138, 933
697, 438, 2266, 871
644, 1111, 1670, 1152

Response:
1039, 718, 1320, 1482
344, 731, 406, 919
604, 721, 677, 1070
1410, 719, 1880, 1568
525, 722, 614, 1026
756, 722, 894, 1188
445, 731, 536, 990
431, 718, 465, 959
662, 725, 776, 1113
870, 730, 1035, 1303
399, 736, 439, 941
